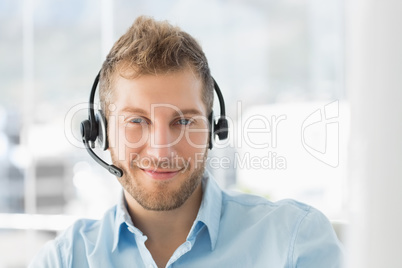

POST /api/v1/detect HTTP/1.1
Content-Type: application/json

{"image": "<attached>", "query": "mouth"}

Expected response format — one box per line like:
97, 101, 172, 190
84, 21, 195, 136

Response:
140, 168, 184, 180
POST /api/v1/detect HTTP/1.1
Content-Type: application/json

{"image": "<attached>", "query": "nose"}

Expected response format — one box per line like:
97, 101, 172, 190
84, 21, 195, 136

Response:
146, 123, 180, 159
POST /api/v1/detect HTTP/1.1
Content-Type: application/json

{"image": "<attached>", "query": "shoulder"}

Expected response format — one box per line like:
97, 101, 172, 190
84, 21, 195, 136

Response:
29, 205, 118, 268
219, 191, 343, 267
221, 190, 313, 220
59, 205, 117, 244
220, 190, 336, 241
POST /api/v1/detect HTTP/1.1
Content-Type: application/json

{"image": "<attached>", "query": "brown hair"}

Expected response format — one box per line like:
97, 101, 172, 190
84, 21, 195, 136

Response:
99, 16, 214, 115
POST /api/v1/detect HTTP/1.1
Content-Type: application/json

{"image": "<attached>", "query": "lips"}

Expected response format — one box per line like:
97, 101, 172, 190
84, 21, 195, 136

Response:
140, 168, 183, 180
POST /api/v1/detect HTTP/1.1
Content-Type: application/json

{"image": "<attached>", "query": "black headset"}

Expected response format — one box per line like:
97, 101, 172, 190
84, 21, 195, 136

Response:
80, 72, 228, 177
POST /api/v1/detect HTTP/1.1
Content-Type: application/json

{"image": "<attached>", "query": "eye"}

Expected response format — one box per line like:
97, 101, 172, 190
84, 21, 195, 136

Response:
176, 118, 192, 126
129, 117, 147, 124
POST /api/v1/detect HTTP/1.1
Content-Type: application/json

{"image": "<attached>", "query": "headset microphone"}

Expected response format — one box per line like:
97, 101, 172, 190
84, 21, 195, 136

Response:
81, 135, 123, 177
80, 71, 228, 177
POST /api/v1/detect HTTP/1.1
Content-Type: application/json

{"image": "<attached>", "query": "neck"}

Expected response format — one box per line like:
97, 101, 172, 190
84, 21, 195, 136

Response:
124, 184, 203, 267
125, 183, 203, 243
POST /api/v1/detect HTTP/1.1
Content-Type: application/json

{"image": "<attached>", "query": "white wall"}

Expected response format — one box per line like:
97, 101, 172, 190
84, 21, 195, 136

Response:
347, 0, 402, 266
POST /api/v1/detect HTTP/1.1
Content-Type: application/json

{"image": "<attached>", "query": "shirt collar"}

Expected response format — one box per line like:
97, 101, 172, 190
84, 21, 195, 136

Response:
112, 171, 223, 252
112, 191, 135, 252
192, 171, 222, 250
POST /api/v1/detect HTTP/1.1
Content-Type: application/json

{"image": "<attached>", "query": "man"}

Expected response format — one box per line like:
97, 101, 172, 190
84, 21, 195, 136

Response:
30, 16, 343, 267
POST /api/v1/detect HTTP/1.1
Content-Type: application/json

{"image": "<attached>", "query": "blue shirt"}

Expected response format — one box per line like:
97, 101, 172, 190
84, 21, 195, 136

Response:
29, 173, 344, 267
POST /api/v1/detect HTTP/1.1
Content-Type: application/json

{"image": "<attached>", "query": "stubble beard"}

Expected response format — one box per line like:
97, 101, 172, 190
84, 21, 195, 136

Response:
111, 150, 208, 211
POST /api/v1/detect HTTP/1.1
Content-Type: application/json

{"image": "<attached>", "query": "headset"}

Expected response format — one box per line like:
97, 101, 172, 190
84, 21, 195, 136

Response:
80, 71, 228, 177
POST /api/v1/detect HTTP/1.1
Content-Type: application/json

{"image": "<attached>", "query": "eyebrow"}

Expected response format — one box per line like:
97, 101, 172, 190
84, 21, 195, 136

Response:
119, 107, 204, 117
119, 107, 148, 115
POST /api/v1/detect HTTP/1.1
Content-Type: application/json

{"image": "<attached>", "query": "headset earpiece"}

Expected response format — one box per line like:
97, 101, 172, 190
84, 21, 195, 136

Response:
80, 120, 92, 143
208, 115, 229, 149
80, 118, 98, 149
96, 110, 108, 150
208, 112, 214, 149
215, 117, 229, 140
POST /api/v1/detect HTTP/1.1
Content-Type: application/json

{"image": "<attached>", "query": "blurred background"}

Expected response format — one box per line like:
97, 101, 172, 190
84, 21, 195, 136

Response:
3, 0, 399, 267
1, 0, 345, 266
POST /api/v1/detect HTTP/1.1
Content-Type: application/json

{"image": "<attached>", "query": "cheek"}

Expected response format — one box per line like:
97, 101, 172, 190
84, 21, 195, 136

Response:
109, 126, 148, 162
177, 121, 210, 155
181, 130, 209, 153
123, 126, 149, 147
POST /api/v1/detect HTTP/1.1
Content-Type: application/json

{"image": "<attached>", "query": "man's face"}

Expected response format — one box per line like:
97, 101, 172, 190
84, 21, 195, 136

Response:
107, 68, 209, 211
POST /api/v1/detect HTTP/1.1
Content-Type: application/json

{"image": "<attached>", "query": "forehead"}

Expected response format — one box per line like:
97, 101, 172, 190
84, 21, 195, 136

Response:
110, 68, 207, 116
